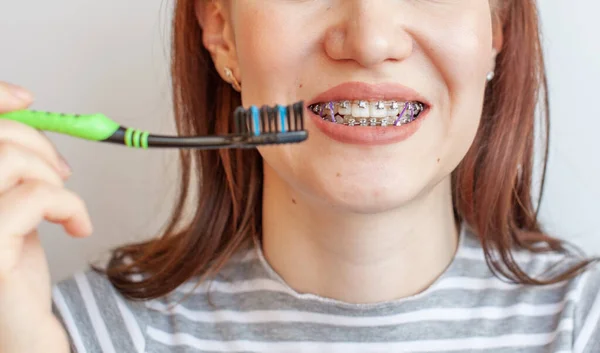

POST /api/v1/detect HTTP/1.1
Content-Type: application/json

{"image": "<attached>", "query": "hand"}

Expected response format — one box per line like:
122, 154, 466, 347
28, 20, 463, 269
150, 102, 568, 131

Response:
0, 81, 93, 353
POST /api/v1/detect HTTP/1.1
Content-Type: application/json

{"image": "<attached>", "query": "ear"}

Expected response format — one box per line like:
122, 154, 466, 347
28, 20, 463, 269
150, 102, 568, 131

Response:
490, 12, 503, 73
492, 23, 503, 57
195, 0, 241, 86
491, 3, 504, 57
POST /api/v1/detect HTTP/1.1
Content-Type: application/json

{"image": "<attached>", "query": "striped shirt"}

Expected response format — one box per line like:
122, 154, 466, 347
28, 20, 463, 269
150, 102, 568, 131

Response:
52, 226, 600, 352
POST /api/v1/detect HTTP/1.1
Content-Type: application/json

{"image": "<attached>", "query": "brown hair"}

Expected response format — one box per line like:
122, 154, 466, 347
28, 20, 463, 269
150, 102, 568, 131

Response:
100, 0, 596, 300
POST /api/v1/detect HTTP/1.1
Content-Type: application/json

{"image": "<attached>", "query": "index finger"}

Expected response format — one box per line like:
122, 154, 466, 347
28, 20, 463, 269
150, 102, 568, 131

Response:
0, 120, 68, 176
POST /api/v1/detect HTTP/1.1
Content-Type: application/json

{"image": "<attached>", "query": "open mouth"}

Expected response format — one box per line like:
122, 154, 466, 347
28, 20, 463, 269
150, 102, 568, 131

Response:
308, 100, 427, 127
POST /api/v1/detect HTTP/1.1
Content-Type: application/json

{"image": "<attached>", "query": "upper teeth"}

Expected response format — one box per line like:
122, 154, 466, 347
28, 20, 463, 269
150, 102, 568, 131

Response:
309, 100, 424, 126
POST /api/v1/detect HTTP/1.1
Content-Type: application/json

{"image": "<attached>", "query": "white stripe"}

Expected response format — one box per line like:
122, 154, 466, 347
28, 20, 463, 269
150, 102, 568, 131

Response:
431, 276, 568, 291
238, 249, 259, 263
145, 291, 575, 326
112, 290, 146, 353
457, 247, 568, 263
74, 273, 117, 353
574, 274, 600, 352
146, 318, 572, 352
573, 270, 590, 300
177, 278, 291, 295
52, 286, 88, 353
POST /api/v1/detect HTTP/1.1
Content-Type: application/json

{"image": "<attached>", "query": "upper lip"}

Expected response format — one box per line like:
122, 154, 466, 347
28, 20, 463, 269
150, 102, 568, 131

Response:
307, 81, 430, 107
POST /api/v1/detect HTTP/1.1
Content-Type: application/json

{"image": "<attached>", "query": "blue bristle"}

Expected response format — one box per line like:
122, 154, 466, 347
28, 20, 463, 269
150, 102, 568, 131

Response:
277, 105, 287, 133
250, 106, 260, 136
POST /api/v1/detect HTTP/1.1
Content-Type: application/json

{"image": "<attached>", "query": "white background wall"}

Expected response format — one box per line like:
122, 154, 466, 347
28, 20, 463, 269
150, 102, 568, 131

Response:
0, 1, 598, 283
536, 2, 600, 247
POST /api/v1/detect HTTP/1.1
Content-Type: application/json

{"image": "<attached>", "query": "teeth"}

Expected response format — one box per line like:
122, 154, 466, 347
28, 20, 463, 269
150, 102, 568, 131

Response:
389, 101, 400, 116
369, 101, 387, 118
352, 101, 370, 118
309, 100, 425, 127
338, 100, 351, 115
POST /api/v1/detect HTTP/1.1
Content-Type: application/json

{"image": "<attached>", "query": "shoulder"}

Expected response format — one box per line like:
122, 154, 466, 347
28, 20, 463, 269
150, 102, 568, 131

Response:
570, 261, 600, 353
496, 244, 600, 353
52, 269, 147, 353
458, 227, 600, 352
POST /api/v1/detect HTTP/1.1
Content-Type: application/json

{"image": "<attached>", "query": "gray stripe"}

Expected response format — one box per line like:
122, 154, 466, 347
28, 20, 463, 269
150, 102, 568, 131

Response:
146, 337, 256, 353
84, 271, 139, 353
54, 278, 104, 352
143, 313, 570, 342
574, 266, 600, 353
160, 281, 575, 317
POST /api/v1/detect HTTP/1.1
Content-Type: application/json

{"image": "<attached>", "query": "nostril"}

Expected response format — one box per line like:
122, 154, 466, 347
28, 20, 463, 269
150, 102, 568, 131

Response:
323, 27, 347, 61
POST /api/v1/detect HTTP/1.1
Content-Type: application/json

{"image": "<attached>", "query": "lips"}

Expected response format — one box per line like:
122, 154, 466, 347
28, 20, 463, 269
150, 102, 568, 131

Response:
306, 82, 431, 145
308, 81, 430, 106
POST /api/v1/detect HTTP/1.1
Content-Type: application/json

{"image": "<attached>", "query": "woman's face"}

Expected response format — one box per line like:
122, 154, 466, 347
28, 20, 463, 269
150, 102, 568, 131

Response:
211, 0, 497, 213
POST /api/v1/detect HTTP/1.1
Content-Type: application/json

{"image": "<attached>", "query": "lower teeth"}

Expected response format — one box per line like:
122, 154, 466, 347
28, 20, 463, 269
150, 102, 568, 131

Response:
341, 116, 413, 127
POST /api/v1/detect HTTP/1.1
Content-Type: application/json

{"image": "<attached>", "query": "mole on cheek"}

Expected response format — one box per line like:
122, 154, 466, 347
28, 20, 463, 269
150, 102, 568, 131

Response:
336, 172, 341, 177
292, 198, 297, 204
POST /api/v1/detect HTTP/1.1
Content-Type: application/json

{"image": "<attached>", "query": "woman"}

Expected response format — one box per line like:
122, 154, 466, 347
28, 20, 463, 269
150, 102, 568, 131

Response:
0, 0, 598, 352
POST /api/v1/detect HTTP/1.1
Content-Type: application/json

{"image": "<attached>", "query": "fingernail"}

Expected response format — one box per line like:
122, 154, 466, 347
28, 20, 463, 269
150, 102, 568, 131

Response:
9, 85, 33, 102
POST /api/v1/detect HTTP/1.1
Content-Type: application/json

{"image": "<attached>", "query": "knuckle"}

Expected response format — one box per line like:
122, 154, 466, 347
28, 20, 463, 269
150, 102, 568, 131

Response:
0, 143, 19, 163
21, 181, 54, 200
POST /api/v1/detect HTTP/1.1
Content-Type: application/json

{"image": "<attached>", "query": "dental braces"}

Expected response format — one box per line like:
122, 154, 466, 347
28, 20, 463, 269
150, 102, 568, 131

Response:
308, 100, 425, 126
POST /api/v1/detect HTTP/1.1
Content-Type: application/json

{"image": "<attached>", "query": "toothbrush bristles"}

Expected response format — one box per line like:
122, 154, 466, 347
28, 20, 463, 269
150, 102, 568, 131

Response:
234, 101, 305, 135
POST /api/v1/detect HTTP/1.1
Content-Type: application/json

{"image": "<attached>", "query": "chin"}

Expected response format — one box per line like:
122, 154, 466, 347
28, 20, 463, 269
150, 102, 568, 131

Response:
260, 138, 447, 214
296, 168, 436, 215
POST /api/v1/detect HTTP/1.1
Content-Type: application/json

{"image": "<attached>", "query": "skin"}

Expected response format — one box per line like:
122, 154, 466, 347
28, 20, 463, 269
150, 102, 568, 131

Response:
0, 81, 92, 352
199, 0, 502, 303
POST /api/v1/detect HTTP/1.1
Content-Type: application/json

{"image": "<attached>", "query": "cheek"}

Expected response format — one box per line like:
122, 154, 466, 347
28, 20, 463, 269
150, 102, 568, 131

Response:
424, 11, 493, 163
427, 7, 493, 86
233, 5, 313, 104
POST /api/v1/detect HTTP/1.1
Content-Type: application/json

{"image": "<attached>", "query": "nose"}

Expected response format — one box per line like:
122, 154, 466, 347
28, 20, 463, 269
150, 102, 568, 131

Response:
324, 0, 413, 68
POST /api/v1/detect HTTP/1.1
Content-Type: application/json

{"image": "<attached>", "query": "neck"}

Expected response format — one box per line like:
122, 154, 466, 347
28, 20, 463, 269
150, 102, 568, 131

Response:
260, 166, 460, 304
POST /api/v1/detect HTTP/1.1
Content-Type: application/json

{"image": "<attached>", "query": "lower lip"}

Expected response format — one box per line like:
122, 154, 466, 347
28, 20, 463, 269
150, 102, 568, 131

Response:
308, 108, 429, 146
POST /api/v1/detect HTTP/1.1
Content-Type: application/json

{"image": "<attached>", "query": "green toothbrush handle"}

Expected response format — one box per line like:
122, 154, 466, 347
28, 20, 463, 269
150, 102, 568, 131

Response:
0, 110, 120, 141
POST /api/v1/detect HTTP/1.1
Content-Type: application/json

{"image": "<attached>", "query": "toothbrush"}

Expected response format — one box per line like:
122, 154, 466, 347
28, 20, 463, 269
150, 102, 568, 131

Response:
0, 101, 307, 150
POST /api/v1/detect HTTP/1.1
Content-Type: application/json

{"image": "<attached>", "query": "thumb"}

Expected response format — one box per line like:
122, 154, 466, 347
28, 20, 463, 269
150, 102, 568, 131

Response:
0, 81, 34, 113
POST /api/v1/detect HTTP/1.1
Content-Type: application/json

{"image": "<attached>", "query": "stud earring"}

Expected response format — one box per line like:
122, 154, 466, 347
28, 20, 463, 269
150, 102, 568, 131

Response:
487, 49, 497, 82
224, 67, 242, 91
